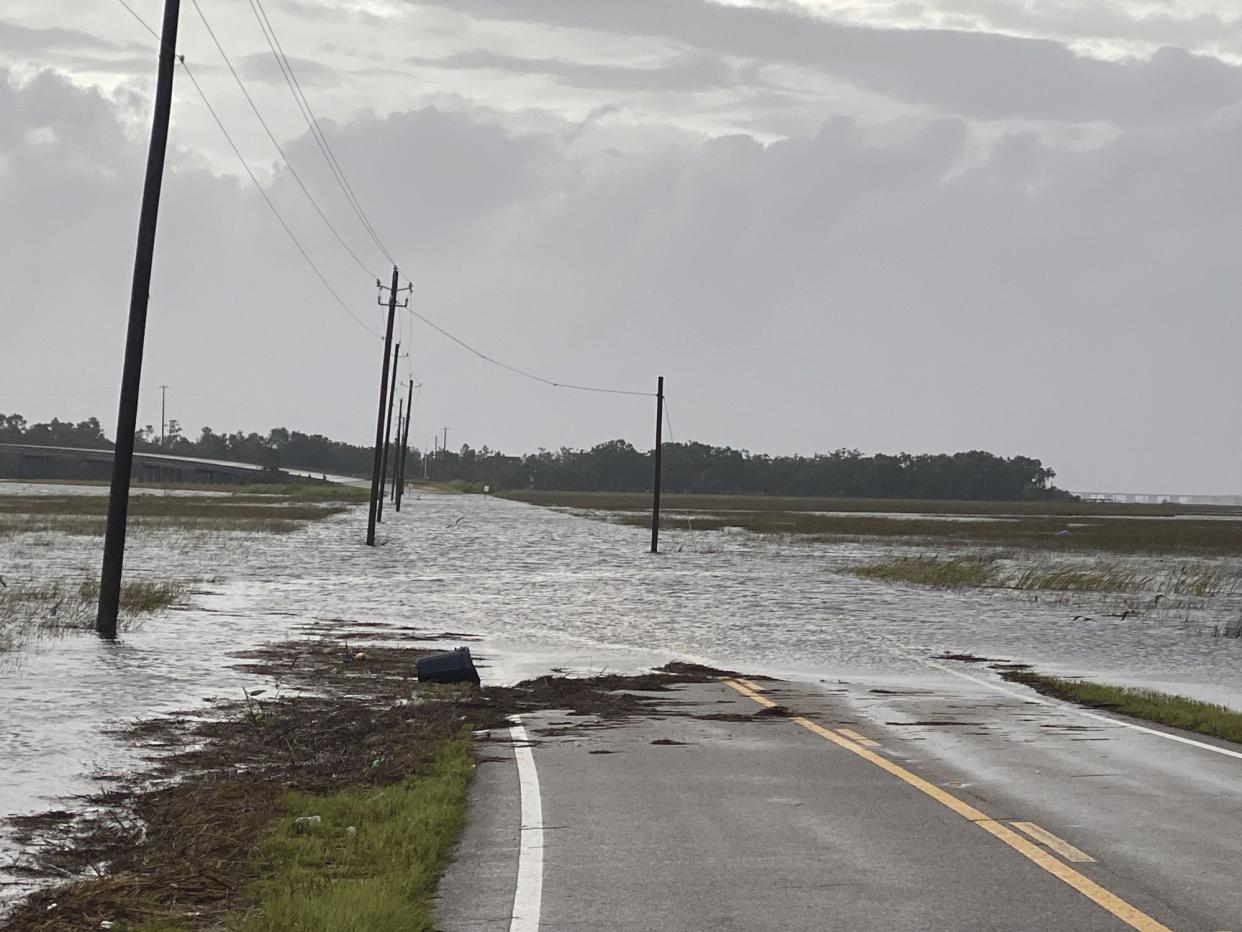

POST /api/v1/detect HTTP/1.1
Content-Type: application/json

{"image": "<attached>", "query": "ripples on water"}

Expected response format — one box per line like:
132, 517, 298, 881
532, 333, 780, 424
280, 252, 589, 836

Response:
2, 485, 1241, 866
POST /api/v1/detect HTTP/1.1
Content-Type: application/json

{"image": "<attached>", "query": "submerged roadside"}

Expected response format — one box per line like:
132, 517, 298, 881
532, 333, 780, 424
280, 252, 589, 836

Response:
0, 636, 728, 932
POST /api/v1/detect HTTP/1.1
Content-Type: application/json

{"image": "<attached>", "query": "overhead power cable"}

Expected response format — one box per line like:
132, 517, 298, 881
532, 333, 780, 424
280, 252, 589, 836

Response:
188, 0, 378, 279
179, 60, 381, 338
247, 0, 397, 266
112, 0, 381, 340
407, 309, 655, 397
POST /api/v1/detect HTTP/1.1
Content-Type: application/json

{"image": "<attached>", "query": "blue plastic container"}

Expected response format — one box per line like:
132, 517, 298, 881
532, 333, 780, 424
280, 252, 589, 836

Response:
415, 646, 480, 685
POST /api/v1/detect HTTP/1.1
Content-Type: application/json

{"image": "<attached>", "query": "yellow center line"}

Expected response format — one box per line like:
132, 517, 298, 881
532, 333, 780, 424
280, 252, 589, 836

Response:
1012, 821, 1097, 863
721, 679, 1170, 932
837, 727, 881, 748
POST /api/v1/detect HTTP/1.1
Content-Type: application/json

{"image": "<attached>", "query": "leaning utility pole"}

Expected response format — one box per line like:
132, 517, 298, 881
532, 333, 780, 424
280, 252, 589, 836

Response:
377, 342, 400, 522
97, 0, 181, 638
368, 270, 409, 546
395, 378, 415, 511
650, 376, 664, 554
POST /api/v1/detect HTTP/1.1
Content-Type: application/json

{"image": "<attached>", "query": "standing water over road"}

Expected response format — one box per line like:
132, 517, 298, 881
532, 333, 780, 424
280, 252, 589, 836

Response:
3, 488, 1242, 863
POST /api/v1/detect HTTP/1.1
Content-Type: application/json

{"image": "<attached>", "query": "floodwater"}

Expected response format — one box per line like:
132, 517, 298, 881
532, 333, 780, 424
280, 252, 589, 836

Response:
2, 484, 1242, 886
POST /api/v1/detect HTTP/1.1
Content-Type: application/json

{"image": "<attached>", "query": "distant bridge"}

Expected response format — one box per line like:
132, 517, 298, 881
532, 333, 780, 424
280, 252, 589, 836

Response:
1075, 490, 1242, 507
0, 444, 364, 487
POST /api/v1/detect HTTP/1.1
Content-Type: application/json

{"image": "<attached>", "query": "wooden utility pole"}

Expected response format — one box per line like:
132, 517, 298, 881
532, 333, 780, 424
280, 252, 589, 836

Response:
396, 378, 415, 510
368, 270, 403, 545
97, 0, 181, 637
650, 376, 664, 554
392, 401, 403, 503
377, 342, 400, 522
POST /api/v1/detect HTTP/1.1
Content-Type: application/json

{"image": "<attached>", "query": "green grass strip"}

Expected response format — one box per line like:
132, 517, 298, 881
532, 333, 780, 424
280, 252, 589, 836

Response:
233, 732, 473, 932
1004, 672, 1242, 745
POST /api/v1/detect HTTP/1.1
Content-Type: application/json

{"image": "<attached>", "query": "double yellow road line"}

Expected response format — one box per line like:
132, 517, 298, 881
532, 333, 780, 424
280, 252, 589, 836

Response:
722, 678, 1171, 932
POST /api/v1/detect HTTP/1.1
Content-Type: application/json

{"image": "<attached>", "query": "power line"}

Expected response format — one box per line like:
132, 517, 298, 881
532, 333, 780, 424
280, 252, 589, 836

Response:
188, 0, 378, 280
115, 0, 161, 41
407, 308, 655, 397
115, 0, 653, 401
113, 0, 381, 340
247, 0, 396, 266
180, 59, 382, 338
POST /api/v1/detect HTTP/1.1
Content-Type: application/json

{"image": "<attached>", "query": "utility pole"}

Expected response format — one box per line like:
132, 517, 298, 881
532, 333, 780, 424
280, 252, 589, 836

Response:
159, 384, 168, 449
368, 270, 409, 546
396, 378, 415, 510
377, 342, 400, 522
96, 0, 181, 638
650, 376, 664, 554
392, 400, 403, 503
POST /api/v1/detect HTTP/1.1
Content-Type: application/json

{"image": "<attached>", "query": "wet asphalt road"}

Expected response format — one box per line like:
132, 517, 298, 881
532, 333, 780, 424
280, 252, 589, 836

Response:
437, 672, 1242, 931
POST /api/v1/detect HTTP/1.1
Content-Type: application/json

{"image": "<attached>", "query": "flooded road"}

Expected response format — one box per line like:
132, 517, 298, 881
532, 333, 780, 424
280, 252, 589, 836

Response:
3, 486, 1242, 881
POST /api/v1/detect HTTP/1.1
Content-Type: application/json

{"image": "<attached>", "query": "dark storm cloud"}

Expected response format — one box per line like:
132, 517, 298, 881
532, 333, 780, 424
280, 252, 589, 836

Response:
413, 49, 758, 94
405, 0, 1242, 125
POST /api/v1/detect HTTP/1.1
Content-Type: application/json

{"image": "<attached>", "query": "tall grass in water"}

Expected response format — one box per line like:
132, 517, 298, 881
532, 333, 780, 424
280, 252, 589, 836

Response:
849, 555, 1241, 598
1006, 567, 1149, 593
851, 557, 1000, 589
0, 578, 188, 650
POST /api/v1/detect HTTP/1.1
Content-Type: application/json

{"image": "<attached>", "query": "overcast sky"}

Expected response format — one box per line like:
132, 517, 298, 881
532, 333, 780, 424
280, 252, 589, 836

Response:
3, 0, 1242, 494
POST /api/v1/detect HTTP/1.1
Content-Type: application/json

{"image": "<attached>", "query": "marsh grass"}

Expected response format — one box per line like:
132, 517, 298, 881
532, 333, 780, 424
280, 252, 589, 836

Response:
231, 482, 370, 502
607, 508, 1242, 555
0, 577, 190, 650
503, 490, 1242, 519
849, 556, 1240, 599
1004, 671, 1242, 745
76, 578, 186, 613
1006, 567, 1148, 593
851, 557, 1000, 589
0, 493, 350, 537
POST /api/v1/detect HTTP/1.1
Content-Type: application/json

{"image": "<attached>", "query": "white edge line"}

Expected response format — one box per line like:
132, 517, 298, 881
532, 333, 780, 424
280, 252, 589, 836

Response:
928, 660, 1242, 762
509, 717, 544, 932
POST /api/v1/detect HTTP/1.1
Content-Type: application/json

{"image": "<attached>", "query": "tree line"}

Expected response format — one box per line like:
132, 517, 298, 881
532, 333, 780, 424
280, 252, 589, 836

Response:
1, 413, 1071, 500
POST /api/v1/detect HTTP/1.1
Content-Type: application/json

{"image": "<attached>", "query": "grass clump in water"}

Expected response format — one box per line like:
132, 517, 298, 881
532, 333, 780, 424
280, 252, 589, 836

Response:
850, 556, 1239, 598
76, 578, 185, 613
1002, 671, 1242, 745
1006, 567, 1147, 592
850, 556, 1000, 589
0, 577, 188, 650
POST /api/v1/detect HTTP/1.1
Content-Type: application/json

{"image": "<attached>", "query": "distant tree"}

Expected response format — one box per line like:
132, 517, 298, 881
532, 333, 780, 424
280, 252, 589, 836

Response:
0, 410, 1074, 500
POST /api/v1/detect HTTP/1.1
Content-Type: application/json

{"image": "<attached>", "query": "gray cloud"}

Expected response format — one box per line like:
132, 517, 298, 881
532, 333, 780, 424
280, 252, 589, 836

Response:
0, 22, 141, 56
235, 51, 341, 88
406, 0, 1242, 125
5, 63, 1242, 493
413, 48, 757, 94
